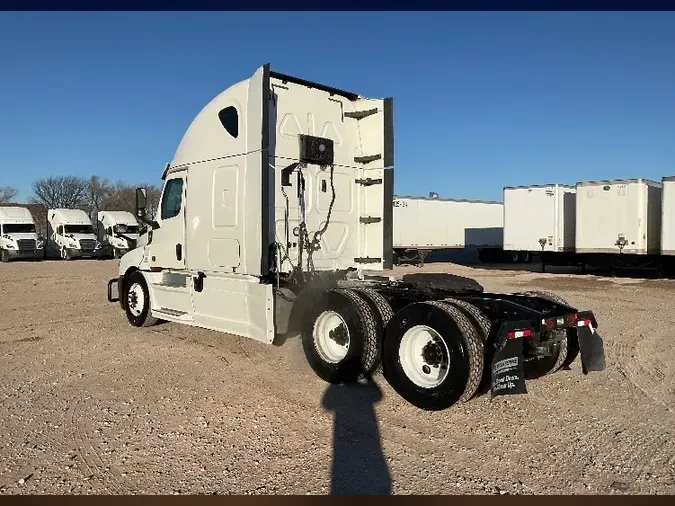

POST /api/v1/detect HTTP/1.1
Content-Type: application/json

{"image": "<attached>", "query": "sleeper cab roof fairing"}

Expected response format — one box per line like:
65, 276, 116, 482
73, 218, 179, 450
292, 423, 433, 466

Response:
163, 63, 365, 179
168, 78, 250, 173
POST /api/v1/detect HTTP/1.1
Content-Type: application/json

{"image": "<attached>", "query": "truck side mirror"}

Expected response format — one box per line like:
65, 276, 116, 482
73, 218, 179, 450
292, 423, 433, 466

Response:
136, 188, 147, 219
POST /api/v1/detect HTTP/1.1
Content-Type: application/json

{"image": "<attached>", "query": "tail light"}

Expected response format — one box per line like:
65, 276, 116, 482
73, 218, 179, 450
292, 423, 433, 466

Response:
543, 313, 581, 329
507, 328, 533, 340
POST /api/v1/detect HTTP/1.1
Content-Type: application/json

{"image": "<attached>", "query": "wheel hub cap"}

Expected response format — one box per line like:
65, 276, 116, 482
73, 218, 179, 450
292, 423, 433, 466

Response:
399, 325, 451, 389
313, 310, 350, 364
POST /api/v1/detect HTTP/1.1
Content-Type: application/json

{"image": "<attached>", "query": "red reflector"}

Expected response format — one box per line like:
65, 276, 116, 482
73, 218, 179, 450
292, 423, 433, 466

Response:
567, 313, 579, 325
507, 328, 533, 339
543, 318, 555, 328
577, 319, 592, 327
150, 266, 163, 272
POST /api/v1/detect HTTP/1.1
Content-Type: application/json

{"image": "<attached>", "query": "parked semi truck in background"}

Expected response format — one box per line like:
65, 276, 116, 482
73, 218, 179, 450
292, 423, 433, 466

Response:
97, 210, 140, 258
107, 63, 605, 411
0, 206, 44, 262
47, 209, 103, 260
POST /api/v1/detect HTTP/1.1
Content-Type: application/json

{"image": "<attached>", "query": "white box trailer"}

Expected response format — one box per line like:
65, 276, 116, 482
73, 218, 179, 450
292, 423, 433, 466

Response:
661, 176, 675, 256
0, 206, 44, 262
503, 184, 576, 256
105, 63, 606, 412
393, 196, 504, 248
575, 178, 662, 255
392, 196, 503, 263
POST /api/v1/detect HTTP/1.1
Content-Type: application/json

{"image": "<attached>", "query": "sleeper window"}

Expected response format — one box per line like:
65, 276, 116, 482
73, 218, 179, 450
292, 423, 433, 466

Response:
218, 106, 239, 138
161, 178, 184, 220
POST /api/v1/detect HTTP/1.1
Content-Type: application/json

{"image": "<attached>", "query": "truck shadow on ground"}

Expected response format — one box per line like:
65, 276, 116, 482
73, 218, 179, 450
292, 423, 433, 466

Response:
321, 381, 392, 495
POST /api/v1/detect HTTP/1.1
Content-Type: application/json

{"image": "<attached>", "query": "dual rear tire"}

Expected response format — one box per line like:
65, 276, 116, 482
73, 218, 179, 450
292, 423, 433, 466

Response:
301, 289, 487, 411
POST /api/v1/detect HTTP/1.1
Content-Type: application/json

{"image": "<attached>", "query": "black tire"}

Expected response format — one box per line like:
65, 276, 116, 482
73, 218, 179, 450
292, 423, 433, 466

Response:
123, 270, 159, 327
353, 288, 395, 376
1, 249, 9, 263
518, 251, 532, 263
301, 288, 380, 384
382, 300, 484, 411
522, 290, 571, 377
442, 297, 493, 397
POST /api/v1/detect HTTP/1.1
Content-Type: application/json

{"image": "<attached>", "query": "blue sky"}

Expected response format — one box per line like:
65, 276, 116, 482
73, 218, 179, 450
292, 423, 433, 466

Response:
1, 11, 674, 202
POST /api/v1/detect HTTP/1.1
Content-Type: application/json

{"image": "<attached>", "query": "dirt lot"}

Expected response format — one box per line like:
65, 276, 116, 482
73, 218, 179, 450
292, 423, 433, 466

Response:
1, 259, 675, 495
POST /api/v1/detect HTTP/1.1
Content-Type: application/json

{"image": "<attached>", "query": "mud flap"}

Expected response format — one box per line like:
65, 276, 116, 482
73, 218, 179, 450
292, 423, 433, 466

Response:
490, 321, 529, 399
577, 325, 606, 375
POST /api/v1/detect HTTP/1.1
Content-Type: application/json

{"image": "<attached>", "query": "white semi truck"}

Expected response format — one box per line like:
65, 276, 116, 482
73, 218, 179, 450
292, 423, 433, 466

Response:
107, 64, 605, 411
97, 210, 140, 258
0, 206, 44, 262
47, 208, 103, 260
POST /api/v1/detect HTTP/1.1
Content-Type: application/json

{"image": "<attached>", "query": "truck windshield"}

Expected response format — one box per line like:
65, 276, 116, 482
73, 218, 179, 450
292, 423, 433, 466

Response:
2, 223, 36, 234
64, 225, 94, 235
114, 225, 139, 235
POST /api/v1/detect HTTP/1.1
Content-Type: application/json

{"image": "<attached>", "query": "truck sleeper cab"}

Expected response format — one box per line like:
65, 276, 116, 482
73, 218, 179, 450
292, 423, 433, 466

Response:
107, 64, 606, 411
0, 206, 44, 262
47, 209, 103, 260
97, 210, 140, 259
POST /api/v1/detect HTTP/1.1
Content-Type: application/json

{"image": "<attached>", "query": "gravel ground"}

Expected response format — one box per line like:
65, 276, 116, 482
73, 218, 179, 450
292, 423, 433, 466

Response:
1, 258, 675, 495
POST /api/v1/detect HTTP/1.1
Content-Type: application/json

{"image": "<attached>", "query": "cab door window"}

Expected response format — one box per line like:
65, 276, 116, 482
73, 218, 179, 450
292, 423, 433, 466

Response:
161, 178, 184, 220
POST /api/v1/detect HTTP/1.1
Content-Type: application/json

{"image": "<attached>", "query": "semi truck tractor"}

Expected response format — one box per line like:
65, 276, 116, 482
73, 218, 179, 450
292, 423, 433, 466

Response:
0, 206, 44, 262
107, 64, 605, 411
47, 208, 103, 260
97, 210, 140, 258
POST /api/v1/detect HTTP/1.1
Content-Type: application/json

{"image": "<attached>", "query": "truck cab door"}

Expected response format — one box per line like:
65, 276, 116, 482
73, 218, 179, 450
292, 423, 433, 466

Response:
149, 172, 187, 271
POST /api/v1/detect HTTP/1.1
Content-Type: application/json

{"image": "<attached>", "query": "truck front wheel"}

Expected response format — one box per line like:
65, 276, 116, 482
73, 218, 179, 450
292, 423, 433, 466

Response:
1, 249, 9, 263
301, 288, 380, 384
124, 271, 158, 327
382, 301, 484, 411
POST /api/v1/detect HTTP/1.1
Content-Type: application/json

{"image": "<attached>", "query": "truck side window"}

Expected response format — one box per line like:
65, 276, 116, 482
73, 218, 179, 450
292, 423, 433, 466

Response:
218, 106, 238, 138
161, 178, 184, 220
57, 225, 63, 235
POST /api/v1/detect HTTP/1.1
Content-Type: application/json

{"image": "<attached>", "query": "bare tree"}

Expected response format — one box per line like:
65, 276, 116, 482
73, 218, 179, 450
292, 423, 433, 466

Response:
86, 175, 114, 219
144, 184, 162, 220
0, 186, 18, 204
100, 181, 162, 220
102, 181, 136, 214
31, 176, 88, 209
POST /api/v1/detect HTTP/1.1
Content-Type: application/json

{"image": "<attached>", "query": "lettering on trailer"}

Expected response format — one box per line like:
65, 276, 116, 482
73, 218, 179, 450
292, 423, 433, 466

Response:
490, 329, 527, 398
393, 200, 408, 208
